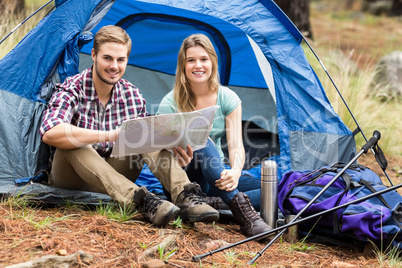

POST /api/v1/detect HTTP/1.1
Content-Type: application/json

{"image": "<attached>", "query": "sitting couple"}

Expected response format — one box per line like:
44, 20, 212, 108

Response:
40, 25, 271, 238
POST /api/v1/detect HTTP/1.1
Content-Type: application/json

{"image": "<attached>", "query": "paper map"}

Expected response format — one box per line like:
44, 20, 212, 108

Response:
111, 105, 219, 157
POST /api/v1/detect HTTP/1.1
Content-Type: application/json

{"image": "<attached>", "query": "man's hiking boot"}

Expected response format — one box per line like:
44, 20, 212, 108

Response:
134, 186, 179, 227
204, 196, 230, 210
228, 192, 272, 238
175, 182, 220, 222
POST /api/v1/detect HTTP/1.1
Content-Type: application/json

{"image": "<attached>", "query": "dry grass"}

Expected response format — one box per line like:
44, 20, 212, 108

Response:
0, 0, 54, 58
307, 0, 402, 158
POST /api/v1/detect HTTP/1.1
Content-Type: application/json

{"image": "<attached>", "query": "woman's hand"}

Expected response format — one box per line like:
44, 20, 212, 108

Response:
173, 145, 193, 167
215, 169, 241, 191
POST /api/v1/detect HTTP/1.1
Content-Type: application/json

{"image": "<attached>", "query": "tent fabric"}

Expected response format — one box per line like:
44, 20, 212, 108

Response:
0, 0, 112, 101
0, 0, 356, 204
0, 91, 47, 180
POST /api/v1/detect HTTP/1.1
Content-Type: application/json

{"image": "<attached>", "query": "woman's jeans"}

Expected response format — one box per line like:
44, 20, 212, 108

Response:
185, 139, 261, 210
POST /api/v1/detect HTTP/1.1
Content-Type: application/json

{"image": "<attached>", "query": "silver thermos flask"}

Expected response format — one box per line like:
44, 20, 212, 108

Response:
260, 160, 278, 228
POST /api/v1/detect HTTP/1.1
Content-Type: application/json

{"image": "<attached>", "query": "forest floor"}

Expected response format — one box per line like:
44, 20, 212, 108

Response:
1, 154, 401, 268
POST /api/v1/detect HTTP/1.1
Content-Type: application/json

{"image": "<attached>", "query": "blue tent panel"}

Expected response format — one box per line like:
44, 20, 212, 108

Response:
0, 0, 110, 101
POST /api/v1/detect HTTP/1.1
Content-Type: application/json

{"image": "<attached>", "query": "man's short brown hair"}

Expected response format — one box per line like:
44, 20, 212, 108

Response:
93, 25, 132, 57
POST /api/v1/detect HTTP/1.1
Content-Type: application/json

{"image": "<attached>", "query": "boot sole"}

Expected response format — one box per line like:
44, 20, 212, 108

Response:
242, 223, 273, 240
180, 211, 220, 223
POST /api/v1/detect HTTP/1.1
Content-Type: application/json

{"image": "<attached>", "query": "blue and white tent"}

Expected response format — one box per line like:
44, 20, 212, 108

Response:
0, 0, 356, 203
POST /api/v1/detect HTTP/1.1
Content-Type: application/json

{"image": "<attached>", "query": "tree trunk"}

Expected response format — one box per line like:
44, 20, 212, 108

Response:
345, 0, 359, 9
274, 0, 313, 39
390, 0, 402, 16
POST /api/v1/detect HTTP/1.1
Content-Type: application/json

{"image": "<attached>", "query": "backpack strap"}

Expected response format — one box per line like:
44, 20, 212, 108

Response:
359, 179, 391, 209
393, 204, 402, 223
332, 173, 354, 233
282, 167, 335, 215
289, 167, 334, 189
330, 162, 367, 172
359, 179, 402, 230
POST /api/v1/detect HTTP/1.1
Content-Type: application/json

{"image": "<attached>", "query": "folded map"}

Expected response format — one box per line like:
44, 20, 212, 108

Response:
111, 105, 219, 157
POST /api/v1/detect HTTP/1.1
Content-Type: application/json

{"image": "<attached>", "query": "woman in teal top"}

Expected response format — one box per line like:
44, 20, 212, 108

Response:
158, 85, 240, 160
157, 34, 272, 238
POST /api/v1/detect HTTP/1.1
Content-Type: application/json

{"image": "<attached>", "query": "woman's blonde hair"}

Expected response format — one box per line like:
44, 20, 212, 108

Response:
174, 34, 219, 112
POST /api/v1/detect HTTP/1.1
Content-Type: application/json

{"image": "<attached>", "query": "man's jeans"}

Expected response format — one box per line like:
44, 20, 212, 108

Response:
185, 139, 261, 210
50, 145, 190, 206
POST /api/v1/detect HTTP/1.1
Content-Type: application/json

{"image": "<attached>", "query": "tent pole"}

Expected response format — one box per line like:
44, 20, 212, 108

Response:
302, 38, 393, 186
0, 0, 54, 46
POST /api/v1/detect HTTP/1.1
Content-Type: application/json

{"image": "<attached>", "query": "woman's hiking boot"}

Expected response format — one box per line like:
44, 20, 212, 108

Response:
204, 196, 230, 210
228, 192, 272, 238
133, 186, 180, 227
175, 182, 220, 222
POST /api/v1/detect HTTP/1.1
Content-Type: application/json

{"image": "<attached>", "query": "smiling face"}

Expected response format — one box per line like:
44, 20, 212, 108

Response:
91, 42, 128, 87
185, 45, 212, 89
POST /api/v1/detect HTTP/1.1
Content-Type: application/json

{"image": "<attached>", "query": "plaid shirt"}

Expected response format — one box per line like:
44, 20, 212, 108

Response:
40, 67, 148, 157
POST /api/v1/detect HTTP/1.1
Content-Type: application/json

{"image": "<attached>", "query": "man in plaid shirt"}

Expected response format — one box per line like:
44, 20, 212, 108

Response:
40, 25, 219, 227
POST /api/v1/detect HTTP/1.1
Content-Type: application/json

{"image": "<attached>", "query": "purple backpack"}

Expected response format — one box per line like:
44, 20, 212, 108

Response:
278, 163, 402, 243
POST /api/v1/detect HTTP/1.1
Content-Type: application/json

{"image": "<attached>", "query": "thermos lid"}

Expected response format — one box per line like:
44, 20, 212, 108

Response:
261, 160, 277, 177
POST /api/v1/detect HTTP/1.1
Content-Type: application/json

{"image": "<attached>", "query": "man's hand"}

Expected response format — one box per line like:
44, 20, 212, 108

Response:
215, 169, 241, 191
108, 127, 120, 142
173, 145, 193, 167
